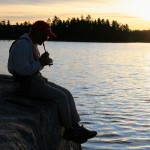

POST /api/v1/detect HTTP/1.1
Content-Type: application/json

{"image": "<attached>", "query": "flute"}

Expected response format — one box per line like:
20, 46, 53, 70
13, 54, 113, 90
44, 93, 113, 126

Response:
43, 43, 53, 66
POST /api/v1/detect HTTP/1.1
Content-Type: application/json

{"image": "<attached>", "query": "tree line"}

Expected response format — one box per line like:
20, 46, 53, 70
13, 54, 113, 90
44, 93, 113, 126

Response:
0, 15, 150, 42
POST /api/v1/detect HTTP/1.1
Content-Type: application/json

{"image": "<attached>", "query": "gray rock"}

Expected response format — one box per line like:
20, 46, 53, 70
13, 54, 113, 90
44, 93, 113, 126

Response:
0, 74, 81, 150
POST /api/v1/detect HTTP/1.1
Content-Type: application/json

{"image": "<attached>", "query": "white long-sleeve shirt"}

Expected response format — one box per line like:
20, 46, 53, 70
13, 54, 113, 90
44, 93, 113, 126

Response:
8, 33, 42, 76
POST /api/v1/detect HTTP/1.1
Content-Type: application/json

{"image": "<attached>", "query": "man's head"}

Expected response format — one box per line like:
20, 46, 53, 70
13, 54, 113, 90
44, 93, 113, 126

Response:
29, 20, 56, 45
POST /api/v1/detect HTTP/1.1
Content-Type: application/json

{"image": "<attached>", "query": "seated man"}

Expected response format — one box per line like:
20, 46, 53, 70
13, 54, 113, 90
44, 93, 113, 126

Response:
8, 20, 97, 144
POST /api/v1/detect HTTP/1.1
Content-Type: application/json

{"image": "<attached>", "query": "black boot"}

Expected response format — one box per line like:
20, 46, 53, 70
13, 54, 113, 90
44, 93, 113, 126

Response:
63, 125, 97, 144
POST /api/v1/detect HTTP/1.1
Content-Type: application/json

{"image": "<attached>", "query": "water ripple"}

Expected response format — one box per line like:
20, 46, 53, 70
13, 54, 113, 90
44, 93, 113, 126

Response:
2, 41, 150, 150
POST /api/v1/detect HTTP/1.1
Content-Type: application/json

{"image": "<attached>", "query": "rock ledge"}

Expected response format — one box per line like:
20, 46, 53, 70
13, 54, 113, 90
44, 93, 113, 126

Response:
0, 74, 81, 150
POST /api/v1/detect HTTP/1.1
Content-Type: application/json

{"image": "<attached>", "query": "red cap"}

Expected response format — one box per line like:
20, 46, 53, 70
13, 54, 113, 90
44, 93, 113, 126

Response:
32, 20, 57, 38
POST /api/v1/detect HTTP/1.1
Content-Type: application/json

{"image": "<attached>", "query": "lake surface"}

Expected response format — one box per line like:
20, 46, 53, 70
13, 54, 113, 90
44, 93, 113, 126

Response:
1, 41, 150, 150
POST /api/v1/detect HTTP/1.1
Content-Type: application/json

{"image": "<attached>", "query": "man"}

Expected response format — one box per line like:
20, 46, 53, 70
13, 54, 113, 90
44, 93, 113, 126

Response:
8, 20, 97, 144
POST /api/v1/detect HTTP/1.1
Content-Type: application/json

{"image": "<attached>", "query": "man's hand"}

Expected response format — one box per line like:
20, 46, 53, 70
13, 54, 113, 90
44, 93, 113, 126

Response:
39, 52, 53, 66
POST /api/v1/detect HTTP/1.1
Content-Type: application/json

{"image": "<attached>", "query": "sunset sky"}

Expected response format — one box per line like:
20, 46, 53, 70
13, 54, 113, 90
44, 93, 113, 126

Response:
1, 0, 150, 30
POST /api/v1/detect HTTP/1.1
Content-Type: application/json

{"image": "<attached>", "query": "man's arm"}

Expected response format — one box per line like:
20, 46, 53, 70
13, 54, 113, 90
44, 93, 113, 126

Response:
9, 40, 41, 76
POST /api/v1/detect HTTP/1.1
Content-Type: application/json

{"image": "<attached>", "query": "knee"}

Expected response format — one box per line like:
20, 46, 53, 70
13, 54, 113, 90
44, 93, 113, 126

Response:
62, 88, 72, 97
57, 91, 68, 100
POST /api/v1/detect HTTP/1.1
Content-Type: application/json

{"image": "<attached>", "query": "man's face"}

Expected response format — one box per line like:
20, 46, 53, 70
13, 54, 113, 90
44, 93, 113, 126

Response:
36, 30, 48, 45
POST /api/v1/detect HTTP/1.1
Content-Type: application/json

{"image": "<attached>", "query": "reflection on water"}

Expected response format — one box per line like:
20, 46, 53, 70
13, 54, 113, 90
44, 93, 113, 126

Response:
1, 41, 150, 149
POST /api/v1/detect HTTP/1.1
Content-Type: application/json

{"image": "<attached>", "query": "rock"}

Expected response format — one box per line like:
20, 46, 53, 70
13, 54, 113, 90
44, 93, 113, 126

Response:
0, 74, 81, 150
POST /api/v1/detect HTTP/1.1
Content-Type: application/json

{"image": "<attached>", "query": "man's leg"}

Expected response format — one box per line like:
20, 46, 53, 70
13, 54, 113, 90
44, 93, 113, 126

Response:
47, 82, 97, 144
29, 75, 97, 144
47, 81, 80, 127
29, 75, 72, 128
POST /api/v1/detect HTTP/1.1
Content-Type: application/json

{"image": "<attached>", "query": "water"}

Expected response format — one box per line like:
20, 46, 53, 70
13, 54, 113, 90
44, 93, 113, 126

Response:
1, 41, 150, 150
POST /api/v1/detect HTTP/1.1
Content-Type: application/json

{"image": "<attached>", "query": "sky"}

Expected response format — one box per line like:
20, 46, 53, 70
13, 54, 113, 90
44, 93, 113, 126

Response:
1, 0, 150, 30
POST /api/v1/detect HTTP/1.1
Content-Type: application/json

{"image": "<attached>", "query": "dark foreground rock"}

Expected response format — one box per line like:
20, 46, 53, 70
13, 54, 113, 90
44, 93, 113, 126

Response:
0, 74, 81, 150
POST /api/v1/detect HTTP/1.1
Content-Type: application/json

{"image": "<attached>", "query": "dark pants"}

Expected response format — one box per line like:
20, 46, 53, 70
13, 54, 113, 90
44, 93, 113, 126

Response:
28, 75, 80, 128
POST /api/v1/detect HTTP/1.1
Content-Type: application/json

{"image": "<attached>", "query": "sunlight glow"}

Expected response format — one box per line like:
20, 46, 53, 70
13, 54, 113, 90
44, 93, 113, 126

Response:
1, 0, 150, 30
127, 0, 150, 21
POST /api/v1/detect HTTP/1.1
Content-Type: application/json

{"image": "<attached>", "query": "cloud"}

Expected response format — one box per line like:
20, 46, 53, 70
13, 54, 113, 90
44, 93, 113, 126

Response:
0, 0, 50, 5
0, 0, 73, 5
1, 0, 150, 30
102, 13, 140, 19
0, 0, 120, 5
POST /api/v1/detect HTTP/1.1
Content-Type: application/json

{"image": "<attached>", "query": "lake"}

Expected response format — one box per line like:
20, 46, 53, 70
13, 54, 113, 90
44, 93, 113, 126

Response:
1, 41, 150, 150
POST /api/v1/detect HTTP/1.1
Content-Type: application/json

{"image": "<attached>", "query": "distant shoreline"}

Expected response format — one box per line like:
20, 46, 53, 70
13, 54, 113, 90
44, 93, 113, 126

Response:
1, 18, 150, 43
1, 39, 150, 44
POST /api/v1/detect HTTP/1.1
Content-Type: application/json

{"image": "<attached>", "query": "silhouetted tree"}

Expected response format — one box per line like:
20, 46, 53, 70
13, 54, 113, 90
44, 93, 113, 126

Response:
0, 16, 150, 42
